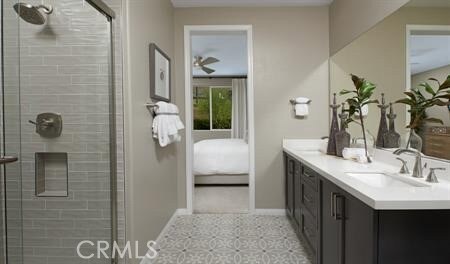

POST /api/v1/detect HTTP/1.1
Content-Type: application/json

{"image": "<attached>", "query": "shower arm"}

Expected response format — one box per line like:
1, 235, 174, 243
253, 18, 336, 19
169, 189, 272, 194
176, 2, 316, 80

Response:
38, 5, 53, 14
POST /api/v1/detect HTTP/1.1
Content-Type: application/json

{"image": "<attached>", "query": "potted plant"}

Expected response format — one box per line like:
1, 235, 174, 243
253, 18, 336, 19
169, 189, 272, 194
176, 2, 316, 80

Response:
340, 74, 379, 163
396, 75, 450, 150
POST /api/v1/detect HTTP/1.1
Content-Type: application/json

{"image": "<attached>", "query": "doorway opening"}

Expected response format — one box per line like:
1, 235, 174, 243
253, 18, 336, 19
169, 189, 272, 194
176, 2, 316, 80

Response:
184, 26, 255, 214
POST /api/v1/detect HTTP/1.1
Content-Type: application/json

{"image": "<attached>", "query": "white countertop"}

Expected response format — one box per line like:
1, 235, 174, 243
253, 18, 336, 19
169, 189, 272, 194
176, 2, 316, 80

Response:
283, 140, 450, 210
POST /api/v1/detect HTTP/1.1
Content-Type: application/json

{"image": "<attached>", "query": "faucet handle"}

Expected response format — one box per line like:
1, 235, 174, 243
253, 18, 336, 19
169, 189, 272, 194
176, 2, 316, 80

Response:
426, 167, 446, 183
396, 157, 410, 174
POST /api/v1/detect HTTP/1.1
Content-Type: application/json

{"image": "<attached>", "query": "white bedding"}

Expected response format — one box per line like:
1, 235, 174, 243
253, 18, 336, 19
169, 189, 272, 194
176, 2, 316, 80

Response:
194, 139, 249, 175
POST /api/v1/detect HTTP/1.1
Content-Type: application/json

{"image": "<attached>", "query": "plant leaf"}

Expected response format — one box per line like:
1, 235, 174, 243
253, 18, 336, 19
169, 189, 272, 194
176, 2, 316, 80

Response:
396, 98, 414, 106
423, 118, 444, 125
339, 90, 355, 95
432, 99, 450, 106
419, 82, 436, 96
438, 75, 450, 91
428, 78, 441, 87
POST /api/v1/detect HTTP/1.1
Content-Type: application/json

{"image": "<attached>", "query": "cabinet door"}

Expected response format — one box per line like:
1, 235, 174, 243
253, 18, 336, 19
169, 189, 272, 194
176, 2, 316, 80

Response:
344, 192, 376, 264
285, 155, 295, 218
321, 179, 344, 264
294, 161, 302, 226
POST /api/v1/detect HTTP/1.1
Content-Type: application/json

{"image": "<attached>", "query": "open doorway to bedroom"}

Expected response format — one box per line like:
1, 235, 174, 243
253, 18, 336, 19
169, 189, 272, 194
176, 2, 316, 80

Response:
185, 26, 254, 214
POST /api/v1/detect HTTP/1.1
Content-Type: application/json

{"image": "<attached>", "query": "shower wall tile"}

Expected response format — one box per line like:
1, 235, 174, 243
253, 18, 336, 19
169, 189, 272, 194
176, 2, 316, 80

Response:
1, 0, 126, 263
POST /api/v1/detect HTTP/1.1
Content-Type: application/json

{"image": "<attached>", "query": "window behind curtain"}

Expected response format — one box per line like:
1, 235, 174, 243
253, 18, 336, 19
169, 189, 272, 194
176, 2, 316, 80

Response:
193, 86, 232, 130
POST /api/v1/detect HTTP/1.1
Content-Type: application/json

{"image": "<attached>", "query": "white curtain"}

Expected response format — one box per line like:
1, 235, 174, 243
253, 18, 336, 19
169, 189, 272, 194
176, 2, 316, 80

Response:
231, 79, 248, 140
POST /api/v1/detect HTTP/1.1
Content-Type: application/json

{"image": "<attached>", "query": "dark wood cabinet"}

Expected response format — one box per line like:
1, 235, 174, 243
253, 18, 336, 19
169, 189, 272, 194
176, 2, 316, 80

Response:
320, 179, 343, 264
283, 151, 450, 264
294, 161, 302, 227
285, 155, 295, 218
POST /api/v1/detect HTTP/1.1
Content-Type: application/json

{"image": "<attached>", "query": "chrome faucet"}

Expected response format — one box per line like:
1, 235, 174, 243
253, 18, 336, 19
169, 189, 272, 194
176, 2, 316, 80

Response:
393, 148, 427, 178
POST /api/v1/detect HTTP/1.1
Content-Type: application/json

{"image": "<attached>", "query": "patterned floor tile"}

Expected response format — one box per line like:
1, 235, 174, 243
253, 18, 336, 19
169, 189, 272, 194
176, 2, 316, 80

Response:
153, 214, 313, 264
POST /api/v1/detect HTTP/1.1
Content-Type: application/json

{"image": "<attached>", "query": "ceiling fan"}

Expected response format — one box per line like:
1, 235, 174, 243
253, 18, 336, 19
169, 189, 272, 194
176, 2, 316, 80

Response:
193, 56, 220, 74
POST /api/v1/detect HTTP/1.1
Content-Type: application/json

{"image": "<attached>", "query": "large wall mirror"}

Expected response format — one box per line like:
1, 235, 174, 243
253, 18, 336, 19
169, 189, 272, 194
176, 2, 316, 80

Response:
330, 0, 450, 161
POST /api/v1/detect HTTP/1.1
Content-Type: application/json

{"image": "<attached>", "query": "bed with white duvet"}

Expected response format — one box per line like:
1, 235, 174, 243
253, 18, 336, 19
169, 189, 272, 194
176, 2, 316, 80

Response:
194, 139, 249, 184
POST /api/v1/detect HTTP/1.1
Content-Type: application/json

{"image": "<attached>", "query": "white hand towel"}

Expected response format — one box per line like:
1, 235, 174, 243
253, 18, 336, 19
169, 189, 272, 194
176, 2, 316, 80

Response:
294, 97, 310, 116
152, 102, 185, 147
342, 148, 367, 162
355, 104, 369, 117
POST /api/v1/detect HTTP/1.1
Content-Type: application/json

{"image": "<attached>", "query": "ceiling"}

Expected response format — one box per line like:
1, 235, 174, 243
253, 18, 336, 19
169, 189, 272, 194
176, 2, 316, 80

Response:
172, 0, 333, 8
410, 35, 450, 75
192, 32, 248, 76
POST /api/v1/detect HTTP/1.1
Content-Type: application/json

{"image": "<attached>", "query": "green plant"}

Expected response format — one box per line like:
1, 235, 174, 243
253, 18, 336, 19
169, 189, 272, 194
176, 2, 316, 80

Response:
340, 74, 379, 163
396, 75, 450, 130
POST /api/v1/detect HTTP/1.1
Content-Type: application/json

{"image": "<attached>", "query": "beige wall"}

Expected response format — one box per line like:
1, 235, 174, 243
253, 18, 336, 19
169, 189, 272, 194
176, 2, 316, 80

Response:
330, 0, 409, 55
124, 0, 176, 261
174, 7, 330, 209
330, 7, 450, 141
412, 65, 450, 126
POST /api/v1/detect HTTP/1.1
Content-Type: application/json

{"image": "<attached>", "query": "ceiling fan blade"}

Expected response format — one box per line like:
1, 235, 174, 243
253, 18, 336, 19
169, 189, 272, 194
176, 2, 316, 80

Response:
200, 57, 220, 66
202, 66, 215, 74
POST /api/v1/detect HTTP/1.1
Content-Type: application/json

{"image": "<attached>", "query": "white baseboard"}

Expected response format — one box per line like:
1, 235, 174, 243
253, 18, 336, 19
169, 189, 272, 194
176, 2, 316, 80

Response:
253, 209, 286, 215
175, 208, 190, 215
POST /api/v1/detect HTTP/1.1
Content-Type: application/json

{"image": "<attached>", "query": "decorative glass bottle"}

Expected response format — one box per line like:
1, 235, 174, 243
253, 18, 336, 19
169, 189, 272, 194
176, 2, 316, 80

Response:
376, 93, 389, 148
383, 103, 401, 148
335, 103, 351, 157
327, 93, 340, 155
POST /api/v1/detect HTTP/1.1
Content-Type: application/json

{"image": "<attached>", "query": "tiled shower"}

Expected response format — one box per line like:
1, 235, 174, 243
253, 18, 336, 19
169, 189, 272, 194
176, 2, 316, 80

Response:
1, 0, 124, 263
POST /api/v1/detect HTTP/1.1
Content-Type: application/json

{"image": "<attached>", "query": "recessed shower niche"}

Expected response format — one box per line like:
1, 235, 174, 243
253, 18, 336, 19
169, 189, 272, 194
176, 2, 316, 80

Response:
35, 152, 68, 197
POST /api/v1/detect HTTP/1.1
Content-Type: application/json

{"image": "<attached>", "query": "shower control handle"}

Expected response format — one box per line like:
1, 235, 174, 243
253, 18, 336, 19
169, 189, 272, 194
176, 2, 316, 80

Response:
29, 113, 63, 138
0, 156, 18, 165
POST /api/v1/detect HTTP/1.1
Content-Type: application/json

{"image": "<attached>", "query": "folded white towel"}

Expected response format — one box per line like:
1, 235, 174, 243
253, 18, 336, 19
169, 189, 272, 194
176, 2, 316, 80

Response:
342, 148, 367, 162
294, 97, 310, 116
355, 104, 369, 117
152, 102, 185, 147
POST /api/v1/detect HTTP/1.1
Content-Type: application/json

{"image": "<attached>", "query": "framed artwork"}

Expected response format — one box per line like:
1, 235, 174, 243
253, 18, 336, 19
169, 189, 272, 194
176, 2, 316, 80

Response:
150, 43, 171, 102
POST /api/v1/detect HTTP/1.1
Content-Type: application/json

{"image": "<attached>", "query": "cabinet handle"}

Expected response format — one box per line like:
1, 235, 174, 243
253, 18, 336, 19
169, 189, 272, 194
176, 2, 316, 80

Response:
334, 194, 345, 220
331, 192, 337, 218
304, 171, 314, 178
303, 226, 312, 238
304, 194, 312, 203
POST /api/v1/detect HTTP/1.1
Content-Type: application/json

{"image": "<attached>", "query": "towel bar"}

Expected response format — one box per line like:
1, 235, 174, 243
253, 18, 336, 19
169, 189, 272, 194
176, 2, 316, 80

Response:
145, 103, 159, 109
290, 99, 312, 105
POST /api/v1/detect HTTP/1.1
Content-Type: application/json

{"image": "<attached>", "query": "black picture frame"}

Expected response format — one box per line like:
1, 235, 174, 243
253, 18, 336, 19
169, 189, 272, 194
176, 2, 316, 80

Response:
149, 43, 171, 102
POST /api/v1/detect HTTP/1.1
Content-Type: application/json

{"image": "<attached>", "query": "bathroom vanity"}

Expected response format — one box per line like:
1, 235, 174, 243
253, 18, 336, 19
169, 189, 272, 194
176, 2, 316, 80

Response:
283, 141, 450, 264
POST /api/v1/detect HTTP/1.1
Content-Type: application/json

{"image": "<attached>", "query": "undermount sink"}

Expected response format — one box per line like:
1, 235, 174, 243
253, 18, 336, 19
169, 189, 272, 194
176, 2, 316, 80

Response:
345, 172, 429, 188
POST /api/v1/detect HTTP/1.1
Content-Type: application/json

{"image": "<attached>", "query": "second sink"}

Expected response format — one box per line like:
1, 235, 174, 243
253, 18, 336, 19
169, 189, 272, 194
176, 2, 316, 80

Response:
345, 172, 429, 188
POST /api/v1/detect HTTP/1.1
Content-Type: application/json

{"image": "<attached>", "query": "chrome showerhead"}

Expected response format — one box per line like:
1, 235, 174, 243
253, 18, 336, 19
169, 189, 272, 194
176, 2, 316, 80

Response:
13, 2, 53, 25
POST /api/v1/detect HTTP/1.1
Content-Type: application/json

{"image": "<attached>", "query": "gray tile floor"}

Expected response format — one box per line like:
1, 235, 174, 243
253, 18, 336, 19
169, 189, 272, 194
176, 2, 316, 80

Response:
152, 214, 313, 264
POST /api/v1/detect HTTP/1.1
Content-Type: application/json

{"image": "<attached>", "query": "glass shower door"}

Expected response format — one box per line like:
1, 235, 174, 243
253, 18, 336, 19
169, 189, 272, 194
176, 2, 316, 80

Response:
2, 0, 117, 263
2, 0, 23, 263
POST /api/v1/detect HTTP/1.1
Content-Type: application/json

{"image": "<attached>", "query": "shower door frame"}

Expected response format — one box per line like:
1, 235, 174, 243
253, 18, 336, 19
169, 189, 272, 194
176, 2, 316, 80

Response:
86, 1, 119, 264
0, 0, 120, 263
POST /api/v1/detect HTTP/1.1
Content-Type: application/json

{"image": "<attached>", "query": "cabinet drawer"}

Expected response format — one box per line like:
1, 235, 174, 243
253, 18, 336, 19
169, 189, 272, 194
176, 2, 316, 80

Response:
303, 166, 318, 189
301, 211, 317, 254
302, 181, 318, 221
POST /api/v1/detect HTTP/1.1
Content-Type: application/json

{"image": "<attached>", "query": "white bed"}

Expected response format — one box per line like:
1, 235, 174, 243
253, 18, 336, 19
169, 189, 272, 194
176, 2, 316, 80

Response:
194, 139, 249, 184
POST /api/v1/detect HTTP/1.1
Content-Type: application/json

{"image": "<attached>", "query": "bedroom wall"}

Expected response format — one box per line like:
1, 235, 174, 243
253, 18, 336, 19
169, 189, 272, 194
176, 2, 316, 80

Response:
174, 7, 330, 209
123, 0, 177, 261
